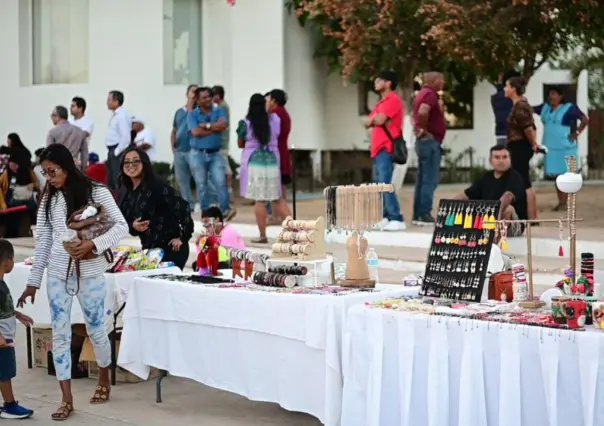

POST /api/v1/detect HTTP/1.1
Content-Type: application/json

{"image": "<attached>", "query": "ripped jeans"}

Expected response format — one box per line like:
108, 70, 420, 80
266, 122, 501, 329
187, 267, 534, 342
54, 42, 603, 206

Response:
47, 274, 111, 381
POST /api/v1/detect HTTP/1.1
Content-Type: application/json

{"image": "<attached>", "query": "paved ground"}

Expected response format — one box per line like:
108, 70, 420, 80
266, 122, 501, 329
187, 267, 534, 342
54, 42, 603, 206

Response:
228, 184, 604, 238
8, 252, 321, 425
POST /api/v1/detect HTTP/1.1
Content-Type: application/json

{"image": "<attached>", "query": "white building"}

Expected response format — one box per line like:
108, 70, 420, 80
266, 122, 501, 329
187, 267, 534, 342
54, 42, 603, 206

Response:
0, 0, 589, 178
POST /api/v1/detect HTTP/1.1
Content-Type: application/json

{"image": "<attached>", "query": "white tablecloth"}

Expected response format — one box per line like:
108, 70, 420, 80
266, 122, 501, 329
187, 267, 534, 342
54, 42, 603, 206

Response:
341, 306, 604, 426
5, 263, 181, 330
118, 278, 419, 425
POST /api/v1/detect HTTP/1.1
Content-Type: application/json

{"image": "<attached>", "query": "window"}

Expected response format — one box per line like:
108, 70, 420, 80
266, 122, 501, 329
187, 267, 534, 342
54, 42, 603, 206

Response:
32, 0, 89, 84
163, 0, 202, 85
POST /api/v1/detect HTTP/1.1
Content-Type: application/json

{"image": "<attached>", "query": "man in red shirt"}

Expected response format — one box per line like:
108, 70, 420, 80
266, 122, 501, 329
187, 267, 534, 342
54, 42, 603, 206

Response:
412, 72, 446, 226
266, 89, 292, 222
364, 70, 405, 231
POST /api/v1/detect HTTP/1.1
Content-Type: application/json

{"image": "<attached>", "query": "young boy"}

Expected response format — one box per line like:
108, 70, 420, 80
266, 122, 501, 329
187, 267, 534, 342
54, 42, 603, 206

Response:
0, 240, 34, 419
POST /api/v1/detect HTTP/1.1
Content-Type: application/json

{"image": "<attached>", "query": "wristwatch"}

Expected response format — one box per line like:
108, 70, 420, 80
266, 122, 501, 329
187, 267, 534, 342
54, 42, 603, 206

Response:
205, 123, 211, 130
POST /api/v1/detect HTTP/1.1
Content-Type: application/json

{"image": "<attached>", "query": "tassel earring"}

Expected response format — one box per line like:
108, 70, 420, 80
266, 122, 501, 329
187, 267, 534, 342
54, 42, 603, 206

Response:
464, 207, 473, 229
558, 219, 565, 257
499, 222, 509, 251
454, 207, 463, 225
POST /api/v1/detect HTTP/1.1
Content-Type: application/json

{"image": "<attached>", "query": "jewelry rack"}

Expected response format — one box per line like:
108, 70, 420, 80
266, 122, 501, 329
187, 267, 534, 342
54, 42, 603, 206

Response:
422, 199, 500, 302
323, 183, 394, 287
227, 248, 269, 280
271, 216, 326, 261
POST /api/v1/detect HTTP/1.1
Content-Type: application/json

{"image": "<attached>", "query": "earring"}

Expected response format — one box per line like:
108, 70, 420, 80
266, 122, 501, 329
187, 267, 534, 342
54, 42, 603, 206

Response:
499, 221, 509, 251
454, 207, 463, 226
558, 219, 565, 257
463, 207, 473, 229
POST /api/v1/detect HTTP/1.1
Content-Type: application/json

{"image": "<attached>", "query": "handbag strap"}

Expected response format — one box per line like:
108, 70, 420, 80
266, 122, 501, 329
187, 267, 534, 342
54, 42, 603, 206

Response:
381, 125, 395, 142
65, 249, 114, 296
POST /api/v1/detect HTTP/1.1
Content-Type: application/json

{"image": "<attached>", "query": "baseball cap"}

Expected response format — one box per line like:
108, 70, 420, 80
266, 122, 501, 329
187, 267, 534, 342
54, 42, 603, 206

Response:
89, 152, 99, 163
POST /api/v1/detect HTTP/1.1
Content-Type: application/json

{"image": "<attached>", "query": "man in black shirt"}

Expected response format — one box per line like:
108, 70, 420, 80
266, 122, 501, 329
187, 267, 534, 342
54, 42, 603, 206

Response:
456, 145, 527, 236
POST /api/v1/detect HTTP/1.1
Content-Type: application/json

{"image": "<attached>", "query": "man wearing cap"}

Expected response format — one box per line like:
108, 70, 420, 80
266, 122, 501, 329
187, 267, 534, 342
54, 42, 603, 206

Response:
85, 152, 107, 184
364, 70, 406, 231
132, 117, 157, 161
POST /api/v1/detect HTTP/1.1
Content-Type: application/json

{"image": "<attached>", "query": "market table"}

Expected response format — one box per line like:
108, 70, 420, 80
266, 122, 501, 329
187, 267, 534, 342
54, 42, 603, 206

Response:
5, 262, 181, 383
117, 277, 419, 425
341, 305, 604, 426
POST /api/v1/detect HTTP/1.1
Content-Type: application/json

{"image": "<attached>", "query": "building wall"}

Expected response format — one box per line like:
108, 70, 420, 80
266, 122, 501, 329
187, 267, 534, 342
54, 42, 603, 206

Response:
0, 0, 589, 171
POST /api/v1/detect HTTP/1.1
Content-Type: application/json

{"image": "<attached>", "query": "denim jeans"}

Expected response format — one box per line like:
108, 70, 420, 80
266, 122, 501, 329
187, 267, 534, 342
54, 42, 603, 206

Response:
48, 274, 111, 381
373, 150, 404, 222
413, 138, 441, 218
173, 151, 194, 210
189, 149, 230, 212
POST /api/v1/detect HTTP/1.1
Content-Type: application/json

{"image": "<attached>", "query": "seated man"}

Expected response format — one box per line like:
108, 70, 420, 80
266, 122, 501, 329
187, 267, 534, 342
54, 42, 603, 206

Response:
456, 145, 527, 237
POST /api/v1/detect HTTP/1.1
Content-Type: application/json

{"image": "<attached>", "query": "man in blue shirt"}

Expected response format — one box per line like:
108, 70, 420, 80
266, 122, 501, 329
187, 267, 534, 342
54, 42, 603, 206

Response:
171, 84, 197, 210
187, 87, 236, 220
491, 70, 520, 145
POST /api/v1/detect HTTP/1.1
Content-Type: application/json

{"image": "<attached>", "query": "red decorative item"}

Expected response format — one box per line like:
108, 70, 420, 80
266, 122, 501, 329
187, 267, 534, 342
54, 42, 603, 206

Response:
564, 299, 587, 329
226, 0, 235, 5
197, 234, 220, 276
558, 245, 564, 257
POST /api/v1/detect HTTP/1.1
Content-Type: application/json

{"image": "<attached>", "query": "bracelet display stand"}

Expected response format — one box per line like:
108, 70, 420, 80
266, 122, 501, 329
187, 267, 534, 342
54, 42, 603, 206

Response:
422, 199, 500, 302
324, 183, 394, 288
265, 258, 332, 287
271, 217, 326, 261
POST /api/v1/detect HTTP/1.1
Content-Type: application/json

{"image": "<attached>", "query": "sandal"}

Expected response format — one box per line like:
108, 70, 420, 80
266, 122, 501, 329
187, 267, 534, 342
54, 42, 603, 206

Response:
251, 237, 268, 244
51, 402, 74, 421
90, 384, 111, 404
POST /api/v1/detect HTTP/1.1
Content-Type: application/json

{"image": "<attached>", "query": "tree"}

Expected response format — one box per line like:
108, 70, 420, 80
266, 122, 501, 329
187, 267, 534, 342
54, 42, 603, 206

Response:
286, 0, 475, 108
418, 0, 579, 81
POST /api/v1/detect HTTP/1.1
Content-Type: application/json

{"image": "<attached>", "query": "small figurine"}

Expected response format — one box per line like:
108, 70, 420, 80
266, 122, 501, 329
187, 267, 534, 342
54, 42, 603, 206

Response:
197, 234, 220, 276
555, 267, 574, 295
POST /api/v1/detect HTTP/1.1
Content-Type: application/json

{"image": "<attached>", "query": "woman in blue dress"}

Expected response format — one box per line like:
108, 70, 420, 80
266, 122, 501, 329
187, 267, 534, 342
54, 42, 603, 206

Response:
534, 86, 589, 210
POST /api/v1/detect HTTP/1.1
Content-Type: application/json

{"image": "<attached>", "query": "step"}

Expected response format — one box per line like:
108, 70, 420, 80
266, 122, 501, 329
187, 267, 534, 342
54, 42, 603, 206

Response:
207, 223, 604, 259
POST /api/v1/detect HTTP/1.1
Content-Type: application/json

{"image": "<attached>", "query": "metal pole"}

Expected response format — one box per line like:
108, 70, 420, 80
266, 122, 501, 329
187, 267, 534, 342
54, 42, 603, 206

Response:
291, 145, 297, 219
567, 156, 578, 284
526, 223, 534, 300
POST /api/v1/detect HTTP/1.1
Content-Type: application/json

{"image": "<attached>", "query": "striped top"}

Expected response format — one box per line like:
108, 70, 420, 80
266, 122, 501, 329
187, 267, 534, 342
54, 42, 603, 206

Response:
27, 185, 129, 288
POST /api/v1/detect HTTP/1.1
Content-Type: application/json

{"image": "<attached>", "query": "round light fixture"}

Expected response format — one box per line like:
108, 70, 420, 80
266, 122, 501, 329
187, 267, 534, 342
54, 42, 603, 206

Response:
556, 172, 583, 194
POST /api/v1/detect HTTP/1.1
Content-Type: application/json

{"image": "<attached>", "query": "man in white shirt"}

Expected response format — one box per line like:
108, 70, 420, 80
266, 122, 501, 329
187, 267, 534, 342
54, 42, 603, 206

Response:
132, 117, 157, 161
105, 90, 132, 191
70, 96, 94, 145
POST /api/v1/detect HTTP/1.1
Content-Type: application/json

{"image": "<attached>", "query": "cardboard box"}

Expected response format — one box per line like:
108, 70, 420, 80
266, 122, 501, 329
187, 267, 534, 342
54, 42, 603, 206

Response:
81, 338, 160, 383
33, 327, 53, 369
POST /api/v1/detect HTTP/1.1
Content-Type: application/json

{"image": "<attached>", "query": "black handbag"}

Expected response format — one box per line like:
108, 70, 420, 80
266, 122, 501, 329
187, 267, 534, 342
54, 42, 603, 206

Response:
381, 125, 408, 165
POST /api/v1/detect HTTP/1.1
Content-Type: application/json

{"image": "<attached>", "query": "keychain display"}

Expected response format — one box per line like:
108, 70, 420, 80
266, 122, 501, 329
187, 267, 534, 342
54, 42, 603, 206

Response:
423, 199, 500, 302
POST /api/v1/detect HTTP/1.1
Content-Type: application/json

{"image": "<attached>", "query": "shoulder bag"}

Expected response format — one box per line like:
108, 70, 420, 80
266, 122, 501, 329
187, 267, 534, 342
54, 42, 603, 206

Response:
381, 125, 408, 165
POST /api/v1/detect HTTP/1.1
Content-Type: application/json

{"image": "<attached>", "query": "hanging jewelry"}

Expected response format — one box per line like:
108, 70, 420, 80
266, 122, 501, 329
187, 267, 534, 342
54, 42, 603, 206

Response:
463, 206, 473, 229
499, 221, 509, 252
558, 219, 565, 257
454, 207, 463, 226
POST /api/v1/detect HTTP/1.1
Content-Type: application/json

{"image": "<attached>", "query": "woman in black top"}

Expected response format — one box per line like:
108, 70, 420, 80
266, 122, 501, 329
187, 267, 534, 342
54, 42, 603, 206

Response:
119, 147, 193, 269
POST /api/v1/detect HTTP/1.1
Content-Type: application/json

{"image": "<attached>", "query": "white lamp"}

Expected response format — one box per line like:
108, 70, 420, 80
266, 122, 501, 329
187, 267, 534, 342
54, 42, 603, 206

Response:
556, 172, 583, 194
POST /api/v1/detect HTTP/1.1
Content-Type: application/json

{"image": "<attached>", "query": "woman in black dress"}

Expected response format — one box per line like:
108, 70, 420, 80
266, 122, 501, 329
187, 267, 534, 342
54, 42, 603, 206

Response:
119, 147, 193, 269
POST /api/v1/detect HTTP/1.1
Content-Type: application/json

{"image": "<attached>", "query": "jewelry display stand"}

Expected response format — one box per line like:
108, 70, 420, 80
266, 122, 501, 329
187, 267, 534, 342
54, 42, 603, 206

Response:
271, 217, 326, 261
265, 258, 332, 287
423, 199, 500, 302
324, 183, 394, 288
227, 248, 269, 280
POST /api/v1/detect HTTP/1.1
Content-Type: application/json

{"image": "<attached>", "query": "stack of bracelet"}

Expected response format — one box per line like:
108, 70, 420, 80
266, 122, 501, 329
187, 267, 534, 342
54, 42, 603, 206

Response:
268, 265, 308, 275
277, 230, 315, 243
252, 271, 297, 288
228, 248, 269, 266
272, 242, 312, 255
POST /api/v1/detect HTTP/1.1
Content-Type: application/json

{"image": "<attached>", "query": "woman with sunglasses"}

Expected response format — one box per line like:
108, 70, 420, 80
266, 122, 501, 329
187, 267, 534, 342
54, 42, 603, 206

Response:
17, 144, 128, 420
119, 147, 193, 269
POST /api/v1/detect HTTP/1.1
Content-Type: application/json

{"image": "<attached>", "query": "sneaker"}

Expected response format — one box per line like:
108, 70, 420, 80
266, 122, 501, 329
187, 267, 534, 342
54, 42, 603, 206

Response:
383, 220, 407, 231
413, 215, 436, 226
194, 203, 202, 213
374, 218, 389, 230
1, 401, 34, 419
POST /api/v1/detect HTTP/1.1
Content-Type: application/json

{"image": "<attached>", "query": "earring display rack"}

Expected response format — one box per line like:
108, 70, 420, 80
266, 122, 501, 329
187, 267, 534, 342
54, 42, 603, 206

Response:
422, 199, 500, 302
271, 216, 326, 261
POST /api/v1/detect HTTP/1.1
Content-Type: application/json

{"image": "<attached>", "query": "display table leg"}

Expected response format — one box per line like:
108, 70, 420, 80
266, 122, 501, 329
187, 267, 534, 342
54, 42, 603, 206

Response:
111, 303, 127, 386
26, 326, 32, 369
156, 370, 168, 403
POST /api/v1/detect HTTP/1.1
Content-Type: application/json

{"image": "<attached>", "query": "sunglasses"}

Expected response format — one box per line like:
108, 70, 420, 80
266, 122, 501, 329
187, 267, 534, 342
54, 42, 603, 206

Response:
123, 159, 142, 168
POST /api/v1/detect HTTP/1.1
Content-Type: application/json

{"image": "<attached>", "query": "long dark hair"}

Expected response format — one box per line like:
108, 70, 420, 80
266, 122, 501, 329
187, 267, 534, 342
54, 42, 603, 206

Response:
119, 147, 157, 190
7, 133, 31, 161
8, 149, 32, 185
39, 144, 101, 224
246, 93, 271, 145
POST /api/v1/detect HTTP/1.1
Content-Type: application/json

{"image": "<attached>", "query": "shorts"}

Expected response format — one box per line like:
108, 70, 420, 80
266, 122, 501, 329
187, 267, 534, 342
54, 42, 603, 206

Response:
0, 345, 17, 381
507, 207, 524, 237
221, 150, 232, 176
507, 139, 533, 189
281, 174, 292, 185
